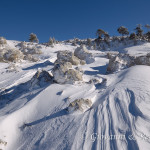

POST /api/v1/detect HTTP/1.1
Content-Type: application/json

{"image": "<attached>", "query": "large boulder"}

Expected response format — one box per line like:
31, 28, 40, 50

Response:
67, 98, 92, 113
30, 70, 53, 88
55, 50, 85, 65
52, 62, 83, 84
107, 54, 135, 73
74, 45, 95, 64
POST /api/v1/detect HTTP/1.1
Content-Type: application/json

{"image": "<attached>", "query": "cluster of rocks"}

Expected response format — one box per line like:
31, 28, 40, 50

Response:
52, 45, 95, 84
66, 98, 92, 113
107, 53, 150, 73
27, 45, 95, 85
0, 40, 42, 63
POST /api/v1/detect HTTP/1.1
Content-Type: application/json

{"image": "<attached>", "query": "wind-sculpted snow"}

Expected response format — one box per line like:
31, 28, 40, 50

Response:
0, 40, 150, 150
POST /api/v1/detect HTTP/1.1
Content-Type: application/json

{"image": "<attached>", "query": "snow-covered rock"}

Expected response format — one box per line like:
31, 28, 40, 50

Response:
52, 62, 83, 84
107, 53, 150, 73
29, 70, 53, 88
55, 50, 85, 65
107, 54, 135, 73
67, 98, 92, 113
74, 45, 95, 64
135, 53, 150, 65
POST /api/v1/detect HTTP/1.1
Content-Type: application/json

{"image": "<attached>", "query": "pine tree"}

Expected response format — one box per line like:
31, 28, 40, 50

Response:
135, 25, 143, 37
48, 37, 54, 46
117, 26, 129, 36
104, 32, 110, 42
129, 33, 136, 40
52, 37, 56, 44
29, 33, 39, 43
96, 29, 106, 39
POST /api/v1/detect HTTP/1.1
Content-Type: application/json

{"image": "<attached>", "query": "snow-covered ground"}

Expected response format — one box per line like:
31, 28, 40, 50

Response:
0, 40, 150, 150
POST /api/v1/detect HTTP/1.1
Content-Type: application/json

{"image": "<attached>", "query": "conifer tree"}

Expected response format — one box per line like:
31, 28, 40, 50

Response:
29, 33, 39, 43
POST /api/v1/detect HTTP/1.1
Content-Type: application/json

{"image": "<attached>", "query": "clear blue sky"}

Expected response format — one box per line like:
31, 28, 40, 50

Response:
0, 0, 150, 42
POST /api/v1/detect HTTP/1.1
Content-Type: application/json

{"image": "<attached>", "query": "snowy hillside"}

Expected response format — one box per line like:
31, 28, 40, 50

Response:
0, 39, 150, 150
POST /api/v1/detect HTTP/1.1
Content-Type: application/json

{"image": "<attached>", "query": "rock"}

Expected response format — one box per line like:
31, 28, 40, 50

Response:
74, 45, 95, 64
88, 78, 103, 84
30, 70, 53, 88
66, 69, 83, 82
107, 54, 135, 73
55, 50, 84, 65
67, 98, 92, 113
107, 53, 150, 73
52, 62, 83, 84
147, 53, 150, 57
135, 54, 150, 66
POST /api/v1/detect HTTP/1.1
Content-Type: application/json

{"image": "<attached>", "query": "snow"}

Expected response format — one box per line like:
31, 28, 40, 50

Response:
0, 40, 150, 150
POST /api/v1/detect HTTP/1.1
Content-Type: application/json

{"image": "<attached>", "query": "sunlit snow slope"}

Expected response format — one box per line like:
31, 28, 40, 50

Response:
0, 40, 150, 150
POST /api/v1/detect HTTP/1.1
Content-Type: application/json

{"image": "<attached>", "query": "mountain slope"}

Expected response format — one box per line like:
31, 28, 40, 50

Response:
0, 40, 150, 150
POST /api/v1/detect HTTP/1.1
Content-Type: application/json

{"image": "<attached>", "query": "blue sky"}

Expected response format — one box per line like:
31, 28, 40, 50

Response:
0, 0, 150, 42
